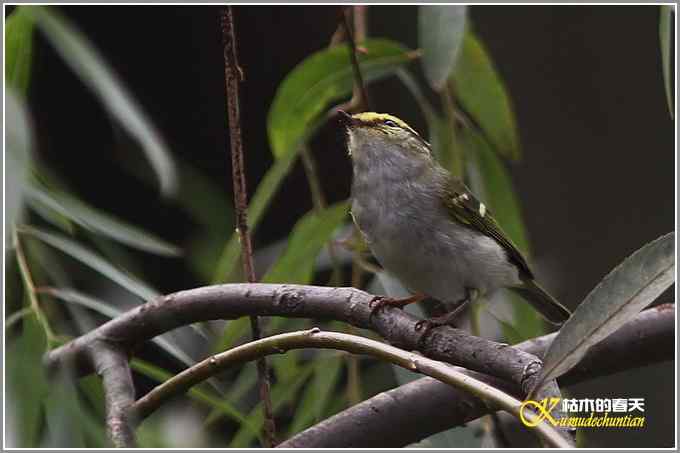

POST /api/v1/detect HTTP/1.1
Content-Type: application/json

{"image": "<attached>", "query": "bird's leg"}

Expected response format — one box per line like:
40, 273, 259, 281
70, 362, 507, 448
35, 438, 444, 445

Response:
414, 288, 477, 334
370, 293, 427, 312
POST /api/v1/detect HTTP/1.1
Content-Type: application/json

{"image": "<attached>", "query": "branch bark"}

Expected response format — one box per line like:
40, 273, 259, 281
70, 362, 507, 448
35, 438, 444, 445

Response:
90, 343, 136, 448
280, 304, 674, 447
220, 7, 276, 446
44, 284, 545, 393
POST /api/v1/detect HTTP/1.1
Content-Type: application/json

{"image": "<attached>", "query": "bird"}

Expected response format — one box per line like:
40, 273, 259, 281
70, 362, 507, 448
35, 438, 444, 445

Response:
339, 110, 571, 329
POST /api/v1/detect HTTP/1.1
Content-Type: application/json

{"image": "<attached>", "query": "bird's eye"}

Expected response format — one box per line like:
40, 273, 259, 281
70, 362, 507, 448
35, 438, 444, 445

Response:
383, 120, 398, 128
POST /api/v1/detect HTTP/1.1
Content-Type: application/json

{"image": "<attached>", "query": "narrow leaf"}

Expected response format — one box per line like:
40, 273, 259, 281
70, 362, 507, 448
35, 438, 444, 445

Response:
531, 233, 675, 394
41, 287, 196, 368
19, 226, 158, 301
452, 32, 521, 160
6, 90, 33, 243
26, 185, 181, 257
27, 6, 178, 196
211, 150, 298, 283
268, 39, 416, 159
288, 353, 343, 435
7, 313, 49, 447
262, 201, 349, 284
418, 5, 467, 90
230, 364, 315, 447
5, 6, 34, 95
659, 5, 674, 117
130, 358, 261, 443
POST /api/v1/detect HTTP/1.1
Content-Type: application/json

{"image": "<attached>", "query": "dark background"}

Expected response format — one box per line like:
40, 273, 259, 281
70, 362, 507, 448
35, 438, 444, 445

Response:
20, 5, 674, 447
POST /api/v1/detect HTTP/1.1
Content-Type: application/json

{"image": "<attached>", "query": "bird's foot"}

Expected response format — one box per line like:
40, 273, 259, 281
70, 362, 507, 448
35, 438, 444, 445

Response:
370, 293, 426, 311
414, 290, 473, 336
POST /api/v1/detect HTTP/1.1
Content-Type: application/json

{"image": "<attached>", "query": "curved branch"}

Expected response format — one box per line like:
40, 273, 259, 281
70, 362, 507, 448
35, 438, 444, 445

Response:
281, 304, 674, 448
90, 342, 136, 448
44, 284, 543, 395
131, 329, 570, 448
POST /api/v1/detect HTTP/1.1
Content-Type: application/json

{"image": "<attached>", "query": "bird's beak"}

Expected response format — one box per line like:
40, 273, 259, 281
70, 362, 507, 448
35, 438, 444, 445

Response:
337, 109, 355, 128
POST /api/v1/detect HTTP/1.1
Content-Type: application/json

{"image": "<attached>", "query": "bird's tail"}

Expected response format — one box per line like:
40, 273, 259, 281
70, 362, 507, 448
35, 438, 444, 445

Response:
510, 279, 571, 325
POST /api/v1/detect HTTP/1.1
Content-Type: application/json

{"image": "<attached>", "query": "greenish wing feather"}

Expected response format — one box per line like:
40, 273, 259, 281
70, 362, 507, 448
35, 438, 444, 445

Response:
442, 177, 534, 280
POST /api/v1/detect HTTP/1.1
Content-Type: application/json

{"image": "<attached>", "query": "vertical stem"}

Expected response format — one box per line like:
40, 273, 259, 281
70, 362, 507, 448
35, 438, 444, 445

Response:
220, 7, 276, 447
340, 7, 371, 111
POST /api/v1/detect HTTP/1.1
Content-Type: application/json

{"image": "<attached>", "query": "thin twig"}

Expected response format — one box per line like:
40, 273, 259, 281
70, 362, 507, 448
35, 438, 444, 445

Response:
220, 7, 276, 447
340, 6, 370, 111
13, 228, 56, 345
131, 329, 570, 448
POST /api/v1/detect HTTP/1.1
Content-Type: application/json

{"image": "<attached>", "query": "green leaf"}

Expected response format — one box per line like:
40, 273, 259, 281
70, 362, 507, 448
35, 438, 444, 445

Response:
43, 287, 198, 369
26, 6, 178, 196
288, 352, 343, 436
7, 313, 49, 447
659, 5, 674, 118
230, 363, 315, 447
130, 358, 261, 443
5, 6, 34, 95
6, 90, 33, 244
418, 5, 467, 90
25, 185, 181, 257
452, 32, 521, 160
462, 128, 543, 340
211, 150, 298, 283
531, 232, 675, 395
19, 225, 158, 301
262, 201, 349, 284
267, 39, 415, 159
43, 373, 87, 447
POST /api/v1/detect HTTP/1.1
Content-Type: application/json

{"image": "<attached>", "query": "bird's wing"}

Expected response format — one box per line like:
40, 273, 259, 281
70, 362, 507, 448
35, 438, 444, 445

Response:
441, 176, 534, 280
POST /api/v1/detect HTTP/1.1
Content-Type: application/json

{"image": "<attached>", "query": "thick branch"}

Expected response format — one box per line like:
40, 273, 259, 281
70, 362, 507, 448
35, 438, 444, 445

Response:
131, 329, 570, 448
220, 7, 275, 446
90, 343, 136, 448
281, 304, 674, 448
44, 284, 545, 395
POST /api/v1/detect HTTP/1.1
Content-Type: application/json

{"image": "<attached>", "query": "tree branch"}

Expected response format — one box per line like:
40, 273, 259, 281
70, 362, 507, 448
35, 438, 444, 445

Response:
90, 343, 136, 448
131, 329, 570, 448
281, 304, 674, 447
220, 7, 276, 446
44, 284, 544, 393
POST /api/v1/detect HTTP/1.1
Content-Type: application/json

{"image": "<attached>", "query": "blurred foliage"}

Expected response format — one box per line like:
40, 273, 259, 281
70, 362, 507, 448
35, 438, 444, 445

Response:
4, 4, 673, 449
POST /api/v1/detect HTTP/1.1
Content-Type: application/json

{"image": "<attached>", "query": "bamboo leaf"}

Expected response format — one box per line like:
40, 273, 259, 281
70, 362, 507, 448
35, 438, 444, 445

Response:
418, 5, 467, 90
26, 6, 178, 196
26, 185, 181, 257
262, 201, 349, 284
531, 233, 675, 395
19, 226, 158, 301
452, 32, 521, 160
659, 5, 674, 118
5, 6, 34, 95
268, 39, 416, 159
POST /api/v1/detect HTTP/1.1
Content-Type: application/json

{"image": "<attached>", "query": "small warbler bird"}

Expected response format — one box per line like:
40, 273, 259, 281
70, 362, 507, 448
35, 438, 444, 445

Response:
339, 111, 571, 327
